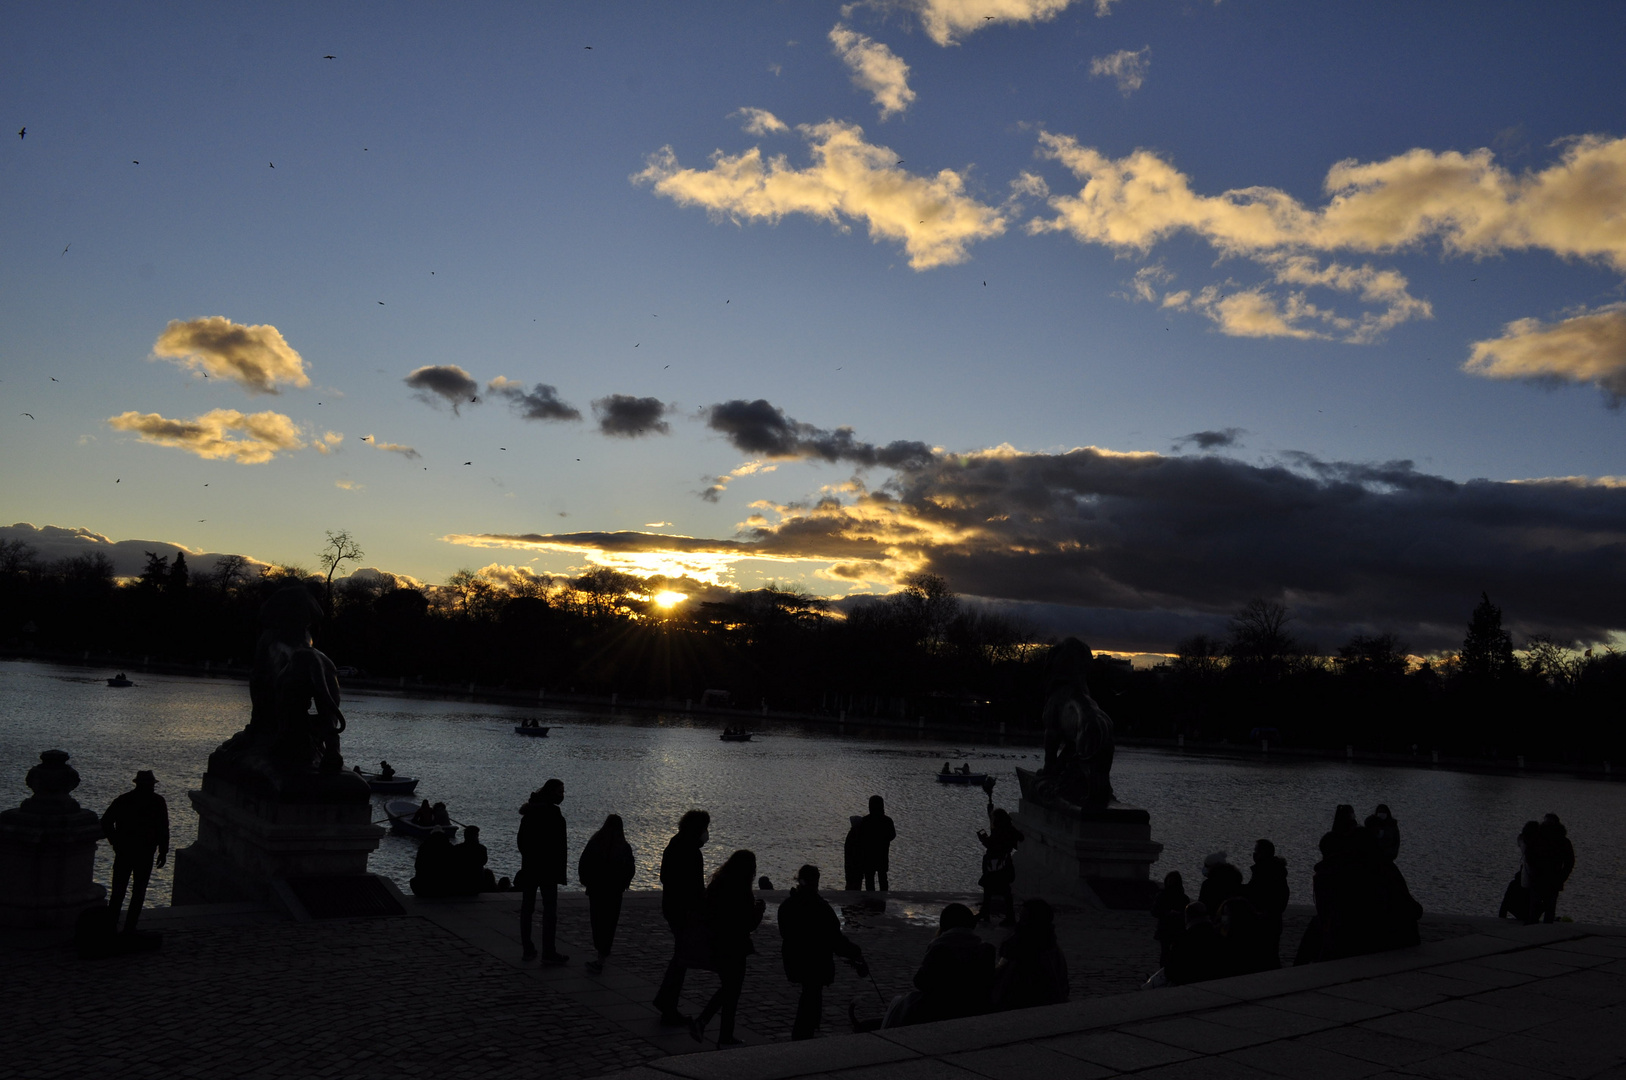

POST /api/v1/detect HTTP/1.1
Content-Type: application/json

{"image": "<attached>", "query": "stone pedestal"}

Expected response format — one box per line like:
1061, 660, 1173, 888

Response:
172, 748, 383, 905
0, 750, 107, 931
1013, 769, 1162, 910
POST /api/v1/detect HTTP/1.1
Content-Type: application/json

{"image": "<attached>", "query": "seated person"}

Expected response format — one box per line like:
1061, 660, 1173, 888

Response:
1166, 902, 1226, 985
882, 903, 995, 1027
960, 763, 972, 775
410, 799, 435, 826
942, 762, 951, 774
431, 801, 452, 828
455, 826, 495, 894
989, 898, 1069, 1011
378, 760, 395, 779
410, 831, 458, 897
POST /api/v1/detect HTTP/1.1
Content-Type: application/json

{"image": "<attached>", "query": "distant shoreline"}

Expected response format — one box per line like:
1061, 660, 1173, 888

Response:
5, 648, 1619, 783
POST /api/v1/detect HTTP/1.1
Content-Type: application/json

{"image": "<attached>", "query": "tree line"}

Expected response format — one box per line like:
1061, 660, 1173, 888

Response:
1, 535, 1620, 764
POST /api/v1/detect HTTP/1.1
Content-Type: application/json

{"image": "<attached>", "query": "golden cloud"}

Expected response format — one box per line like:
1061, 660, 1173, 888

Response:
634, 119, 1006, 270
903, 0, 1082, 46
830, 24, 916, 119
1089, 47, 1149, 96
313, 431, 344, 455
1464, 304, 1626, 401
152, 316, 311, 394
107, 408, 306, 464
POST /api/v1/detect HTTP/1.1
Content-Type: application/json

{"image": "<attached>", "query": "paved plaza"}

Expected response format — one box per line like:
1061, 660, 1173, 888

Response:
3, 889, 1617, 1080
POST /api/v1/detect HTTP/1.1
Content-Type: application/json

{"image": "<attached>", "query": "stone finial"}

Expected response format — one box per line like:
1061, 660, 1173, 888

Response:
21, 750, 84, 814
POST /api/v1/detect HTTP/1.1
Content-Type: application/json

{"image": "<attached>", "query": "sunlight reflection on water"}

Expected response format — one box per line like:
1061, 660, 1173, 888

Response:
1, 659, 1621, 924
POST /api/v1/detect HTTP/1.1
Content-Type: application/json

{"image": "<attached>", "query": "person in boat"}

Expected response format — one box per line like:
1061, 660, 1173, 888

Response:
941, 762, 951, 774
379, 760, 395, 780
959, 763, 973, 775
352, 765, 363, 775
411, 800, 435, 826
100, 770, 169, 934
431, 801, 452, 828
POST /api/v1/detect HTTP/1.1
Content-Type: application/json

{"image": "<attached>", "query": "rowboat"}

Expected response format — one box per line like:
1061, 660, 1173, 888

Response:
719, 731, 753, 742
107, 675, 134, 687
513, 724, 550, 737
935, 771, 991, 785
384, 798, 458, 840
357, 771, 418, 795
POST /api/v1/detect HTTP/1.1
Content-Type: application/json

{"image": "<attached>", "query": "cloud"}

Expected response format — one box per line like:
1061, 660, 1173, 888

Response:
107, 408, 306, 464
449, 444, 1626, 651
0, 523, 273, 580
1030, 131, 1626, 269
1173, 428, 1245, 451
405, 365, 480, 413
829, 24, 916, 119
313, 431, 343, 455
1089, 47, 1149, 96
634, 118, 1006, 270
487, 376, 583, 421
151, 316, 310, 395
733, 107, 789, 135
592, 395, 672, 438
335, 479, 363, 491
365, 437, 421, 460
892, 0, 1083, 46
1464, 304, 1626, 403
706, 398, 935, 469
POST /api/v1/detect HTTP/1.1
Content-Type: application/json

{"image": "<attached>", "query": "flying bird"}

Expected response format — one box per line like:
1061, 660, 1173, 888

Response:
378, 301, 385, 304
17, 127, 24, 139
469, 395, 479, 403
115, 478, 120, 483
323, 54, 335, 59
584, 45, 592, 49
896, 160, 905, 165
464, 461, 472, 465
269, 162, 274, 168
20, 412, 33, 419
50, 377, 57, 381
132, 160, 139, 164
61, 244, 69, 256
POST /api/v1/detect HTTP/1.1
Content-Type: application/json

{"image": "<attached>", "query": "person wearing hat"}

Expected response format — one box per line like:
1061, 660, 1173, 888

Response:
101, 771, 170, 933
777, 864, 867, 1040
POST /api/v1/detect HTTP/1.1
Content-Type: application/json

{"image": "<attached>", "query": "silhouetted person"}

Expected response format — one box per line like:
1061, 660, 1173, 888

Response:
1526, 813, 1576, 924
882, 903, 995, 1026
1365, 804, 1400, 862
858, 795, 896, 892
653, 809, 710, 1025
990, 897, 1069, 1011
843, 814, 864, 891
578, 813, 636, 975
941, 761, 951, 774
431, 801, 451, 828
410, 799, 434, 825
1502, 820, 1540, 920
457, 825, 495, 893
778, 864, 866, 1040
1197, 851, 1245, 918
977, 801, 1023, 926
101, 770, 169, 933
1151, 870, 1190, 970
690, 849, 766, 1048
517, 780, 568, 964
410, 829, 457, 896
378, 760, 395, 780
1218, 896, 1276, 975
1166, 902, 1225, 985
1245, 839, 1289, 967
758, 875, 773, 891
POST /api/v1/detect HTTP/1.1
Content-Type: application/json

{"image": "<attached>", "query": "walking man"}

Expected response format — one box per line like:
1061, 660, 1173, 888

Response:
778, 864, 867, 1039
653, 809, 710, 1025
101, 770, 169, 933
517, 779, 569, 964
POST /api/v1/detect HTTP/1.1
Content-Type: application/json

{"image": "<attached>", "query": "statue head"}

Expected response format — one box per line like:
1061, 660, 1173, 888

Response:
259, 586, 323, 643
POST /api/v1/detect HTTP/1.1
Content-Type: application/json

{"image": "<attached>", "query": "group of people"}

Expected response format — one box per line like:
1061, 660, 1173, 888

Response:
1293, 803, 1423, 963
1501, 813, 1576, 924
840, 796, 896, 891
409, 826, 498, 897
408, 800, 453, 829
1149, 839, 1290, 985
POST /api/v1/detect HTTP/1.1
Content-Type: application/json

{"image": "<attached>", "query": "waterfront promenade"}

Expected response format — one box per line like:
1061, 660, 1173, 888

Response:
8, 888, 1619, 1079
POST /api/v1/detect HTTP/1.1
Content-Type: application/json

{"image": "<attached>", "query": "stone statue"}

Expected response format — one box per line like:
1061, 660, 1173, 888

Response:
247, 586, 347, 772
1031, 638, 1116, 812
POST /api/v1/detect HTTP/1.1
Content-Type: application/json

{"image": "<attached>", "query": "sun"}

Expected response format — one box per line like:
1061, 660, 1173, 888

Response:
652, 590, 688, 609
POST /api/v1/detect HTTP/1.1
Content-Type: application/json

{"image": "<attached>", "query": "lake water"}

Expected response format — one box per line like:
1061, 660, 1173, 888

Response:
3, 659, 1622, 925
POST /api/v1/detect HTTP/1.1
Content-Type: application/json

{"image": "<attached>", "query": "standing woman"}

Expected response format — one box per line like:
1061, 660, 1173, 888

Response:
690, 850, 766, 1048
578, 813, 636, 975
976, 798, 1024, 927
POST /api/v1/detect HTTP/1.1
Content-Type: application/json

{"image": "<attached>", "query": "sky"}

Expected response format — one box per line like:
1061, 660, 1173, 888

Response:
4, 1, 1625, 654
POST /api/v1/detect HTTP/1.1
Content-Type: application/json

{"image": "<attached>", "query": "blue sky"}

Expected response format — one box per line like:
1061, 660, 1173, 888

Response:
4, 1, 1625, 652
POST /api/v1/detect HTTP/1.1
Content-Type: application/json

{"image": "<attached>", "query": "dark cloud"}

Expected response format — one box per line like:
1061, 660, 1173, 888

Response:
405, 365, 479, 413
1174, 428, 1245, 451
452, 447, 1626, 652
487, 377, 582, 422
592, 395, 672, 437
706, 398, 935, 468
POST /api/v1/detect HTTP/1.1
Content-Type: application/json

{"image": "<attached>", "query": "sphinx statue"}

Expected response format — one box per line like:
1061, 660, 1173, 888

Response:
1030, 637, 1116, 812
246, 586, 347, 772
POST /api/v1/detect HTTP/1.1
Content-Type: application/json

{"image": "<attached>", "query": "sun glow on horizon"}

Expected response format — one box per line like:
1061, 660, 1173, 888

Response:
652, 590, 688, 608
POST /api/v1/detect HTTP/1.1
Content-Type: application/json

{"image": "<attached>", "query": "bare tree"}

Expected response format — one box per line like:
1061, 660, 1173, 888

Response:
318, 530, 364, 613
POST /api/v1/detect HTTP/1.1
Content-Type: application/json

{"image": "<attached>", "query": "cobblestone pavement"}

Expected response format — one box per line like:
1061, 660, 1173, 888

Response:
2, 891, 1485, 1080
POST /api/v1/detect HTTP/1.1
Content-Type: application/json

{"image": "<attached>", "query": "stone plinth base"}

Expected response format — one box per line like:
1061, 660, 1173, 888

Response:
172, 764, 383, 905
0, 750, 107, 932
1014, 797, 1163, 910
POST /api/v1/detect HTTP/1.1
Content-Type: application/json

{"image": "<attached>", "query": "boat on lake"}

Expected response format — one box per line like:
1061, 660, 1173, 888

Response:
719, 730, 753, 742
513, 724, 550, 737
935, 771, 991, 785
356, 770, 418, 795
383, 798, 458, 840
106, 674, 133, 687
